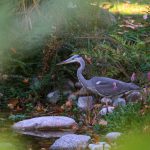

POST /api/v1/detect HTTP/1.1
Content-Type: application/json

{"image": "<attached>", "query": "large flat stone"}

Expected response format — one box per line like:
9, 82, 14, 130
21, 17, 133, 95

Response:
12, 116, 78, 131
50, 134, 91, 150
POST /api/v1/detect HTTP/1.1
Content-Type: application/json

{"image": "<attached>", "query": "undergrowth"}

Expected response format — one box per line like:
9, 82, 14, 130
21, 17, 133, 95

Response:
101, 99, 150, 133
0, 0, 149, 110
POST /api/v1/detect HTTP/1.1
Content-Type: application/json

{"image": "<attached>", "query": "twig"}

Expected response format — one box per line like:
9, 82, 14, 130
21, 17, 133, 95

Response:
0, 74, 31, 80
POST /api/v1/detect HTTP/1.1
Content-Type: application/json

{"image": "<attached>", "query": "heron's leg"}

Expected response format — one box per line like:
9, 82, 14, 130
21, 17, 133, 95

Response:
111, 96, 119, 108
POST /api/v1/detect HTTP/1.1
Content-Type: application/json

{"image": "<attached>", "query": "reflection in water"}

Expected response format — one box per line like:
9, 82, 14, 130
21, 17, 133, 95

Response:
0, 113, 54, 150
16, 130, 75, 138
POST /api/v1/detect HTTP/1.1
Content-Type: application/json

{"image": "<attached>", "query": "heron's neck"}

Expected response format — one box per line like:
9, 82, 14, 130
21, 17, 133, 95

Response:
77, 58, 88, 87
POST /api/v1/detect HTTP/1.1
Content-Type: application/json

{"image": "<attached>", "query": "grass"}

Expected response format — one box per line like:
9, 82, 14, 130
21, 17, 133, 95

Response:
104, 103, 147, 132
93, 100, 150, 134
112, 132, 150, 150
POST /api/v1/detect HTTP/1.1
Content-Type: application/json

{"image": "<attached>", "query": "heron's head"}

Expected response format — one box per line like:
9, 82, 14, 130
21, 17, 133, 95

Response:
57, 55, 82, 65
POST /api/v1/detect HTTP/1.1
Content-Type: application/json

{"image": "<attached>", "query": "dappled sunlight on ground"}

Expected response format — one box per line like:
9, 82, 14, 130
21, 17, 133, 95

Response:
99, 1, 149, 15
110, 3, 149, 15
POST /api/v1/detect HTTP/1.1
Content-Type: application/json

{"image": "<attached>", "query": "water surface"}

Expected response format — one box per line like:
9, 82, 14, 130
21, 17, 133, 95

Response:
0, 112, 55, 150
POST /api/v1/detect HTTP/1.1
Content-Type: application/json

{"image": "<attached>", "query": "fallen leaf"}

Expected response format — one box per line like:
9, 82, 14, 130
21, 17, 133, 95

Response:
8, 99, 19, 109
131, 72, 136, 82
120, 20, 143, 30
16, 105, 23, 111
22, 78, 29, 84
7, 104, 15, 110
147, 72, 150, 81
92, 134, 101, 143
72, 123, 79, 131
65, 100, 73, 108
143, 14, 148, 20
35, 103, 44, 112
99, 119, 108, 126
94, 104, 101, 109
60, 105, 65, 110
85, 55, 92, 64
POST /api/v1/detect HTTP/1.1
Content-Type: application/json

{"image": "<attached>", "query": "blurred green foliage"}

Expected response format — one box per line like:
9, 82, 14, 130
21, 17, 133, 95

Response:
113, 132, 150, 150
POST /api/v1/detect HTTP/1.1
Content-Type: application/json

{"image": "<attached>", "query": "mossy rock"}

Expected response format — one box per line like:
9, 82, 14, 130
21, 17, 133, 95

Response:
97, 8, 117, 29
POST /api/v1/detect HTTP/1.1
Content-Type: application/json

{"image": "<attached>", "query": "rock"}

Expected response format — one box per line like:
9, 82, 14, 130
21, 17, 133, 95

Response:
12, 116, 78, 132
68, 94, 77, 101
74, 6, 116, 30
63, 80, 75, 90
77, 96, 94, 111
89, 142, 111, 150
99, 108, 107, 115
75, 82, 82, 89
0, 93, 3, 98
47, 90, 60, 104
105, 132, 122, 142
99, 106, 115, 115
100, 97, 112, 104
63, 90, 72, 97
68, 80, 75, 89
50, 134, 91, 150
113, 98, 126, 107
97, 8, 117, 29
30, 77, 41, 90
126, 91, 142, 103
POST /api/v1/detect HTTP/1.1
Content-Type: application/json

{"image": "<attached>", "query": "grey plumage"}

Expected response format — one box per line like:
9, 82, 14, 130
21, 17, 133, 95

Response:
88, 77, 140, 97
57, 55, 140, 98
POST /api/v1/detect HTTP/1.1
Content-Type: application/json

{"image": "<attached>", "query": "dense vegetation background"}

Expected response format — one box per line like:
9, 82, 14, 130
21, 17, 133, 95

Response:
0, 1, 150, 149
0, 0, 149, 108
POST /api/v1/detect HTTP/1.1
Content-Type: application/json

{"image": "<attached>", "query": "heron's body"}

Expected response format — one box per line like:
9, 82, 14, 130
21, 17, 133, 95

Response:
85, 77, 140, 97
58, 55, 140, 98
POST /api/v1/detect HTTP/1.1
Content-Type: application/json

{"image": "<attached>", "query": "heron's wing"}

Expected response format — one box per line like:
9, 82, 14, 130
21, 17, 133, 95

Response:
89, 77, 140, 97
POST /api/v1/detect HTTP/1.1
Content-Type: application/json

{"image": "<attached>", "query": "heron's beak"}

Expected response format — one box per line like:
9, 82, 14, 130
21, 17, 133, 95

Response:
57, 60, 68, 65
57, 59, 74, 65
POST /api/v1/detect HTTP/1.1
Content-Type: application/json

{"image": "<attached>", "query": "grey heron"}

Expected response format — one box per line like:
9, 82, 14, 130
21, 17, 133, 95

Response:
57, 55, 140, 98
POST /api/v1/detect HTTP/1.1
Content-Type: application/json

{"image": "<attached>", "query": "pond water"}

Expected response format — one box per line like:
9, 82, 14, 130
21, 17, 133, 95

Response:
0, 113, 55, 150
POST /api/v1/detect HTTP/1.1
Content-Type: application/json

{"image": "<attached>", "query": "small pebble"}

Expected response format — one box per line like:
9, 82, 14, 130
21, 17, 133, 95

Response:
68, 94, 77, 101
106, 132, 122, 142
113, 98, 126, 107
77, 96, 94, 111
89, 142, 111, 150
100, 106, 115, 115
100, 97, 112, 104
